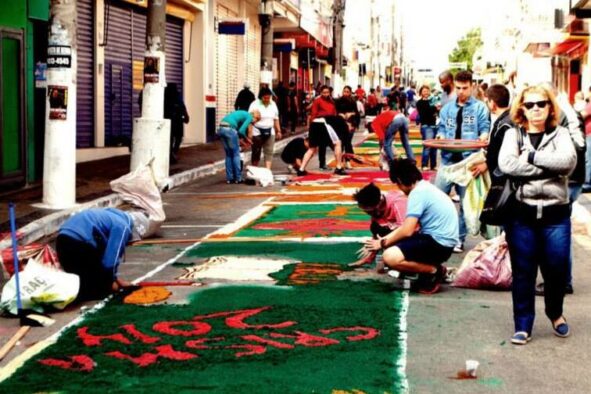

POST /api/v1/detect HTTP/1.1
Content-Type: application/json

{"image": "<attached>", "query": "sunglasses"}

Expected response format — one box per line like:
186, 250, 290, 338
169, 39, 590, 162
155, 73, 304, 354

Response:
523, 100, 549, 110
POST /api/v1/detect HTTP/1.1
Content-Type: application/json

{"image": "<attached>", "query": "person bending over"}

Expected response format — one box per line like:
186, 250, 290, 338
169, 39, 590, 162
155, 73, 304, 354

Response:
350, 182, 408, 267
361, 159, 459, 294
281, 136, 309, 172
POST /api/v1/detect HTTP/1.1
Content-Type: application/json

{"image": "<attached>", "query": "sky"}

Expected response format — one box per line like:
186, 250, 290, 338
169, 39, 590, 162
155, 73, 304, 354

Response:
344, 0, 515, 75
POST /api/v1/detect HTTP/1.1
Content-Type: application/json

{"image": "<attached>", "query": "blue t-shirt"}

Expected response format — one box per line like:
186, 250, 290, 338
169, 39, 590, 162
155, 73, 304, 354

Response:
406, 181, 459, 248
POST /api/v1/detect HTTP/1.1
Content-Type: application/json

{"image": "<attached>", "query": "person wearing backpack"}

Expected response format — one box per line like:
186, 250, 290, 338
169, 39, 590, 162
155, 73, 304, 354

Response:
534, 91, 586, 297
498, 84, 576, 345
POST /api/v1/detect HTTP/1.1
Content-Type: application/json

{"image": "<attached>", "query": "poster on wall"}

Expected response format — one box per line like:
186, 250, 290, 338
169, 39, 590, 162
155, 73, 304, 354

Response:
35, 62, 47, 88
48, 85, 68, 120
144, 56, 160, 84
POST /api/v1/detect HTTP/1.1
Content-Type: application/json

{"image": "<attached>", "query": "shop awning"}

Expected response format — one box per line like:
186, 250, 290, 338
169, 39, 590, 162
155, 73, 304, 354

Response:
550, 37, 588, 57
120, 0, 205, 21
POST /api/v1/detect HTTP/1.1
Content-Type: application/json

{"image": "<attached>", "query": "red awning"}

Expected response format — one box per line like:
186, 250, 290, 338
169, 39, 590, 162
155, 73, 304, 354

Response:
550, 38, 588, 57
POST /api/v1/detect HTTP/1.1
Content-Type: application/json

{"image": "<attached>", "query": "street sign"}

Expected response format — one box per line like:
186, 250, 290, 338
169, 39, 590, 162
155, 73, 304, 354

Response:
47, 45, 71, 68
448, 62, 467, 69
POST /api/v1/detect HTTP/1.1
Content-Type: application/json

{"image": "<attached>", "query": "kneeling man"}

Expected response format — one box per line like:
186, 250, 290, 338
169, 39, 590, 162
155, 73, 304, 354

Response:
363, 158, 459, 293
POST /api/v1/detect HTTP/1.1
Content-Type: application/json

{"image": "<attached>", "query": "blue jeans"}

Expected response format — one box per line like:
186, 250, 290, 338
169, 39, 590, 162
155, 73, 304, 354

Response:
420, 125, 437, 169
384, 116, 414, 162
505, 215, 570, 334
434, 171, 466, 243
217, 127, 242, 182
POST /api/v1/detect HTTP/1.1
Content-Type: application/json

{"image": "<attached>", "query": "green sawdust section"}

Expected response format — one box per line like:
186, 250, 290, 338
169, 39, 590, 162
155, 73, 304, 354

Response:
0, 242, 407, 394
234, 203, 370, 238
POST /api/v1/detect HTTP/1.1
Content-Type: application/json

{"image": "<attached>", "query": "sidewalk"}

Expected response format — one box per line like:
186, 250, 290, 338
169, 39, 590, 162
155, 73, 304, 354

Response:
0, 127, 308, 253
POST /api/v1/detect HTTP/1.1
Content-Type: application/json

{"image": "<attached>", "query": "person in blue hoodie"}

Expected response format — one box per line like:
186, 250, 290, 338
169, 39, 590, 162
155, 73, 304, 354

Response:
56, 208, 148, 300
435, 70, 490, 252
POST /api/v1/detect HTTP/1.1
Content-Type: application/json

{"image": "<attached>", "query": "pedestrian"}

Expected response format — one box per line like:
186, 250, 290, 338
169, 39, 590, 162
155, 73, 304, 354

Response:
164, 83, 189, 164
281, 136, 309, 173
535, 86, 586, 297
218, 110, 253, 184
438, 70, 456, 108
360, 158, 459, 294
406, 82, 417, 109
498, 84, 576, 345
275, 81, 289, 131
56, 208, 149, 300
366, 88, 379, 116
298, 114, 348, 176
581, 89, 591, 193
355, 84, 366, 101
434, 70, 490, 253
371, 103, 415, 163
309, 85, 337, 169
248, 87, 282, 170
416, 85, 438, 170
234, 82, 256, 111
287, 81, 299, 135
482, 84, 513, 186
350, 182, 408, 267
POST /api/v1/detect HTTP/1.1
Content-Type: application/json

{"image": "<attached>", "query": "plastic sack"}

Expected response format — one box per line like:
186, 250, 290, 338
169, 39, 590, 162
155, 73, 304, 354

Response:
0, 243, 60, 277
439, 150, 486, 187
1, 257, 80, 315
452, 234, 512, 290
110, 163, 165, 238
463, 173, 491, 236
246, 165, 274, 187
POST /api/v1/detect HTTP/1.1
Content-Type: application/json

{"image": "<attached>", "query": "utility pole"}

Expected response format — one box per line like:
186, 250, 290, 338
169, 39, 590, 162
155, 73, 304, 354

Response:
259, 0, 273, 87
130, 0, 171, 187
332, 0, 346, 92
42, 0, 77, 209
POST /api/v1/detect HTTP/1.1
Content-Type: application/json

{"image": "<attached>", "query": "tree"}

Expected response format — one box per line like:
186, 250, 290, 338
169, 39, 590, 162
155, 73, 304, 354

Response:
448, 28, 483, 70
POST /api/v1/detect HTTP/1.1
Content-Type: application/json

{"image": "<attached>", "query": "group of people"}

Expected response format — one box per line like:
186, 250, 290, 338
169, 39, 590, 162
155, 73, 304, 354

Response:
350, 68, 586, 347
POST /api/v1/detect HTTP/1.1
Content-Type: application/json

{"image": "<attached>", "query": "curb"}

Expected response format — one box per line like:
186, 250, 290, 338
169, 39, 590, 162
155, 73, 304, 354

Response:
0, 135, 295, 251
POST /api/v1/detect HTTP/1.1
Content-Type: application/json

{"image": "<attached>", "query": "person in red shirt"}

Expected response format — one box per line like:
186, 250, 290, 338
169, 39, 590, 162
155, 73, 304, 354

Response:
309, 85, 337, 169
371, 104, 415, 163
355, 84, 366, 101
350, 182, 409, 267
366, 88, 379, 116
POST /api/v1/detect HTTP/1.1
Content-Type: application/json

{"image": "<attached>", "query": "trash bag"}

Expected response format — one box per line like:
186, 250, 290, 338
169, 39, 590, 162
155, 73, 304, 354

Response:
1, 257, 80, 315
110, 162, 165, 238
452, 234, 512, 290
463, 173, 491, 236
246, 165, 274, 187
0, 244, 60, 277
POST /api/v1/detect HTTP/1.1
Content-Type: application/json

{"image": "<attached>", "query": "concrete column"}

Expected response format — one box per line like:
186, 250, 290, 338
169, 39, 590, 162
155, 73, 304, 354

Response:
94, 0, 105, 148
260, 0, 273, 75
42, 0, 77, 209
130, 0, 171, 187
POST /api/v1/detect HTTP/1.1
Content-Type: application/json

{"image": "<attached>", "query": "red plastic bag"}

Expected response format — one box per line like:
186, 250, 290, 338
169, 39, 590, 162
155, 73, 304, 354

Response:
0, 243, 60, 276
452, 235, 512, 290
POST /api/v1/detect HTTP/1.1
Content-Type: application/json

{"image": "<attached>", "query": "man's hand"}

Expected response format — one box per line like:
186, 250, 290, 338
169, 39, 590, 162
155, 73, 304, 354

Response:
349, 247, 377, 267
112, 278, 133, 292
470, 162, 488, 177
435, 134, 445, 140
364, 236, 383, 252
478, 133, 489, 142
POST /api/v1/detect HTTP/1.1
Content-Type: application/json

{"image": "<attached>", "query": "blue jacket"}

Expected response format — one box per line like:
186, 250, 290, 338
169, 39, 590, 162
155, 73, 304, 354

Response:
59, 208, 133, 279
437, 96, 490, 164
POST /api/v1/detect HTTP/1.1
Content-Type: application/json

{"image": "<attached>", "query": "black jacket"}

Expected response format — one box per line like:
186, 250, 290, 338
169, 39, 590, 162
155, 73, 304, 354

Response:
486, 109, 513, 185
234, 88, 256, 111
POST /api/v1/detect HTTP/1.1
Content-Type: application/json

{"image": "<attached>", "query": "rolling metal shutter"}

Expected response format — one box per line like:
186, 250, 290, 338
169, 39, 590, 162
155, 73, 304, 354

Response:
105, 1, 184, 146
215, 4, 239, 126
104, 1, 133, 146
76, 0, 94, 148
245, 16, 261, 91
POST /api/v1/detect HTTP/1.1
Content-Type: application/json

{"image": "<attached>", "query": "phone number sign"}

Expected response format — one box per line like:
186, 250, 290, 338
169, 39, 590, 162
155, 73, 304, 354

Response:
47, 45, 72, 69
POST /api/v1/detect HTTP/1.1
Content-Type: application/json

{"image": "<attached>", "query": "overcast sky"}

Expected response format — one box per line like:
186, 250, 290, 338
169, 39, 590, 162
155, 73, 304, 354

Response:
345, 0, 515, 74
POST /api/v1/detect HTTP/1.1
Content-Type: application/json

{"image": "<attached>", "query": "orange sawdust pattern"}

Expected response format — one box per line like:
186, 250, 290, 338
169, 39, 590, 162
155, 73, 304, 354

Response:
287, 263, 344, 285
287, 184, 342, 191
123, 286, 172, 305
273, 194, 352, 203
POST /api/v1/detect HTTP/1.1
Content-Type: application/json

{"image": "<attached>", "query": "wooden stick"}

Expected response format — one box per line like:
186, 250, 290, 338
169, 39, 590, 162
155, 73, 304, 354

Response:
0, 326, 31, 362
137, 281, 196, 287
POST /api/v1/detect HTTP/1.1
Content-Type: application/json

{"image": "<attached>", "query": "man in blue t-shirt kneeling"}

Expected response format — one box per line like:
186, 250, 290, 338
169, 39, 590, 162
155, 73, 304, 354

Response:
363, 158, 459, 294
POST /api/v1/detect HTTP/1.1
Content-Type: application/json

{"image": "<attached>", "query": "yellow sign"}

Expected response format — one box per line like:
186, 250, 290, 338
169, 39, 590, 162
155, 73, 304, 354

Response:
133, 60, 144, 90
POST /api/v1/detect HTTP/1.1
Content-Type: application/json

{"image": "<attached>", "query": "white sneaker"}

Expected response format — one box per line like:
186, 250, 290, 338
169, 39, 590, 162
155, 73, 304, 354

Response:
287, 165, 296, 174
453, 244, 464, 253
451, 195, 460, 203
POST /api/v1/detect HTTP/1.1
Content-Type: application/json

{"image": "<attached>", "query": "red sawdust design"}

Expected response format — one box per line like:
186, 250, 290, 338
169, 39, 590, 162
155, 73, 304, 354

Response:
251, 218, 368, 236
273, 194, 351, 203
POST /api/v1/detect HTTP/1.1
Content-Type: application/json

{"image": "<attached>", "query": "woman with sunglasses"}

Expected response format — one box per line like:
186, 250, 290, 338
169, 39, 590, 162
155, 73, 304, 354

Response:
498, 84, 576, 345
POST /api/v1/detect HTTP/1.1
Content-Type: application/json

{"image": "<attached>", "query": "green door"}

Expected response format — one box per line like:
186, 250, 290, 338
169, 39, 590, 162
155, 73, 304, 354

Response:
0, 28, 25, 187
